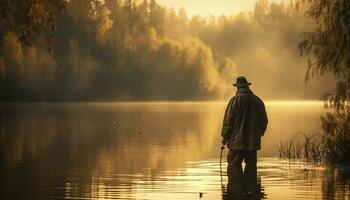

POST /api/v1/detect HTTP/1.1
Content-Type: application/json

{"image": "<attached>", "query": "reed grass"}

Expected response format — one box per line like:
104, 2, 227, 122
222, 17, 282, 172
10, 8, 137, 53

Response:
278, 132, 326, 163
279, 130, 350, 165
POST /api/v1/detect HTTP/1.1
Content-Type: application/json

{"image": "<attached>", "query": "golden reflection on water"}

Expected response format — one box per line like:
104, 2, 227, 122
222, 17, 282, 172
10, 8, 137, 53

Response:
0, 102, 349, 200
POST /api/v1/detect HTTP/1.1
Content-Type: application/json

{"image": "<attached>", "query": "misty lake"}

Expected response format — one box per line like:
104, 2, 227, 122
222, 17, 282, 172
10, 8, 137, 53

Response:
0, 102, 349, 200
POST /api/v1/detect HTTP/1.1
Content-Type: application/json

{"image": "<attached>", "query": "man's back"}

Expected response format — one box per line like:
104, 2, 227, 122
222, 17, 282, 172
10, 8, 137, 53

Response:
221, 88, 268, 151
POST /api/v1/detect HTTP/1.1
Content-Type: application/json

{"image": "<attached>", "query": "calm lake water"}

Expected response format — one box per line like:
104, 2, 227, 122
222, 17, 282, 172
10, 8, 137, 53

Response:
0, 102, 349, 200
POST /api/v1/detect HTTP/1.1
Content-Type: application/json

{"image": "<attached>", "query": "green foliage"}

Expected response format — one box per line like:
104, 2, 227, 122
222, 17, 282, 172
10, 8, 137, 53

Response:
297, 0, 350, 165
0, 0, 332, 101
0, 0, 232, 101
0, 0, 66, 46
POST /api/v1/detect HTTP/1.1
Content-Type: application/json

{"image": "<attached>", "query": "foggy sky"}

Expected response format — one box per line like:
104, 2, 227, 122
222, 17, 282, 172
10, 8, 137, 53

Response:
157, 0, 288, 17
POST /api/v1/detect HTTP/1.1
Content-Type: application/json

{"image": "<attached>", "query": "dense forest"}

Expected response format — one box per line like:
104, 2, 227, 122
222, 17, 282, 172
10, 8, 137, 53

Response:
0, 0, 333, 101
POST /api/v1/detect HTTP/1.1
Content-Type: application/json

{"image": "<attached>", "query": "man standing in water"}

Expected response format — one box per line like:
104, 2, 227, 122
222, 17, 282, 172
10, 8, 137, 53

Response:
221, 76, 268, 185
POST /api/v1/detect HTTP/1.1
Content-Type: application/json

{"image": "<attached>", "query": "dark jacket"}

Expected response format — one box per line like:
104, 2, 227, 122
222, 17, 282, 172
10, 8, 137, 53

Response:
221, 88, 268, 151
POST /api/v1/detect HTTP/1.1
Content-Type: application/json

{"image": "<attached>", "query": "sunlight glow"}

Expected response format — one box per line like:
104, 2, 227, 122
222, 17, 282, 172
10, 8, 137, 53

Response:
265, 101, 324, 106
156, 0, 289, 17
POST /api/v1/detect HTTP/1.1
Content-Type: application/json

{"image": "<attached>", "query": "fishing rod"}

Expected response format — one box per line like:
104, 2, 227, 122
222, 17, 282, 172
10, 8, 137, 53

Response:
220, 145, 225, 187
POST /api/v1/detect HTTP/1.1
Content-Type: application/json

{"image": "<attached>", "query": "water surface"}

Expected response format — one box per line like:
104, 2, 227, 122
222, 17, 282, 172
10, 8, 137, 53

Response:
0, 102, 349, 199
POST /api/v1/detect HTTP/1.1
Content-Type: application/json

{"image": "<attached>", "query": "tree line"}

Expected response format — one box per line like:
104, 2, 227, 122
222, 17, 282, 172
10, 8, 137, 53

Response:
0, 0, 331, 101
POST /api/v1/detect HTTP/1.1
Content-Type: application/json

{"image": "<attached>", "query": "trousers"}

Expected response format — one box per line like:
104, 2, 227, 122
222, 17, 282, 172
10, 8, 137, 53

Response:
227, 150, 257, 183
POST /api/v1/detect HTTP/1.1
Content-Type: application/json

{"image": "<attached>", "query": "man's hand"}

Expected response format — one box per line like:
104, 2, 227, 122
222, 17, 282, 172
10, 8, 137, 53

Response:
221, 138, 226, 146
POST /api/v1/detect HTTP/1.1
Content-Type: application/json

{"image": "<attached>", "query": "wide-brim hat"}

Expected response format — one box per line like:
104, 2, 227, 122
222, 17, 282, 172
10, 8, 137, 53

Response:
233, 76, 251, 87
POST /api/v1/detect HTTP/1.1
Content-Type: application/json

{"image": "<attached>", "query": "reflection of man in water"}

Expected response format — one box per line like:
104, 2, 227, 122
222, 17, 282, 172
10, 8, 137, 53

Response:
221, 76, 268, 198
222, 175, 265, 200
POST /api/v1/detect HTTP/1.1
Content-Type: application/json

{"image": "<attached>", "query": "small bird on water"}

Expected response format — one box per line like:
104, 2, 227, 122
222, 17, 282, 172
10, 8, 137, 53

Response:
199, 192, 204, 198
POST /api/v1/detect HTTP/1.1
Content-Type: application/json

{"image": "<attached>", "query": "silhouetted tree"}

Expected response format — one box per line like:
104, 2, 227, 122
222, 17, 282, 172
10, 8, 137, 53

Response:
0, 0, 66, 46
299, 0, 350, 164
